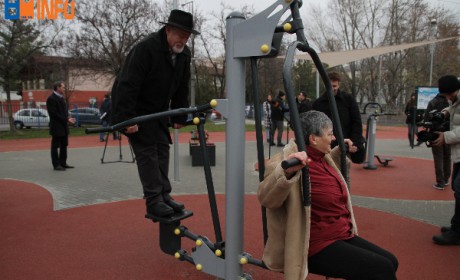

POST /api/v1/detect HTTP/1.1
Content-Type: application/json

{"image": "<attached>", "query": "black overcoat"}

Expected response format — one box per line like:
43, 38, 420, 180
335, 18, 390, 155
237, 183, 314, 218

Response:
46, 93, 69, 137
112, 27, 191, 145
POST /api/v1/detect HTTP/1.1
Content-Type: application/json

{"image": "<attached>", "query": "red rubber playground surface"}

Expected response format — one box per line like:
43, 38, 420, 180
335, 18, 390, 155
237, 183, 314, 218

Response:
1, 126, 460, 279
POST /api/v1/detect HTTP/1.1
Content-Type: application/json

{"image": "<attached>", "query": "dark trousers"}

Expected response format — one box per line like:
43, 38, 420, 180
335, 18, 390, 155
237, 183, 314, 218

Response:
131, 141, 172, 203
407, 122, 418, 145
450, 163, 460, 233
308, 236, 398, 280
271, 120, 284, 144
100, 120, 117, 141
51, 135, 68, 168
431, 144, 451, 184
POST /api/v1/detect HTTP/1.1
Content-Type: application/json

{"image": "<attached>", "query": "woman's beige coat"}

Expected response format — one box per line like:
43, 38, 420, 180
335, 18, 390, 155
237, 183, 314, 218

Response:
258, 139, 358, 280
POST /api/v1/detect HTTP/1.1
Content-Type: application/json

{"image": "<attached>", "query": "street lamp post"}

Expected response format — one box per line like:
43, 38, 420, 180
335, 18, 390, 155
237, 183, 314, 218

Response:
182, 1, 196, 106
429, 18, 437, 86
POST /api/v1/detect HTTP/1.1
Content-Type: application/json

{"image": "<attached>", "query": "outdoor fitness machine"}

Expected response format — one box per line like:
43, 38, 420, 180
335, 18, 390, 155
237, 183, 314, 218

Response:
362, 102, 394, 169
87, 0, 347, 278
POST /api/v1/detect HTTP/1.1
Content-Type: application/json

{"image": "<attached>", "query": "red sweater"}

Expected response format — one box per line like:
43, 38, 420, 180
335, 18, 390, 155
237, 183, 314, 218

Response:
307, 146, 354, 256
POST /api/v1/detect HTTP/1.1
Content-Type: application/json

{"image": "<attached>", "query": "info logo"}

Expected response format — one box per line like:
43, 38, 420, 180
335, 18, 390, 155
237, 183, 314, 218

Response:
4, 0, 75, 20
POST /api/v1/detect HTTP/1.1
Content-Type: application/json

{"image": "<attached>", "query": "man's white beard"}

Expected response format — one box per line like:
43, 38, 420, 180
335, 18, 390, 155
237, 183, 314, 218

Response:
172, 44, 184, 54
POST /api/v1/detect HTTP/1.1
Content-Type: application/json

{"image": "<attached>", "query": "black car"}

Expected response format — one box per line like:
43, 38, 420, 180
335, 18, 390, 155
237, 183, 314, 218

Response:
69, 107, 101, 126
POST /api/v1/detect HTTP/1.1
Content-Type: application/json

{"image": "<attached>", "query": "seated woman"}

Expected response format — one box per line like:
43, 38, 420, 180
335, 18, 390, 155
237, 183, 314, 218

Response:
258, 110, 398, 280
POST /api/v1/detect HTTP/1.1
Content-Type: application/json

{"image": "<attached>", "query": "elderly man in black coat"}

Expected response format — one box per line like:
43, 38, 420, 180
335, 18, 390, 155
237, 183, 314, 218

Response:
46, 81, 76, 171
112, 10, 199, 217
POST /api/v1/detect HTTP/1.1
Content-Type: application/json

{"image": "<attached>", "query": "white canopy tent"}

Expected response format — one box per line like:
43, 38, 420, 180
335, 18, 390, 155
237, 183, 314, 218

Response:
292, 36, 460, 98
296, 36, 459, 68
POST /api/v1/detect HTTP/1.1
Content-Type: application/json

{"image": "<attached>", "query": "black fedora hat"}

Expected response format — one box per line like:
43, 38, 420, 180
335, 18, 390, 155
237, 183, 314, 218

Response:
160, 9, 200, 35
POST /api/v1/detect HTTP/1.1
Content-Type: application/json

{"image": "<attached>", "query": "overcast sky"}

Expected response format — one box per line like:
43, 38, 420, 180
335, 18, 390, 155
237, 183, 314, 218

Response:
181, 0, 459, 22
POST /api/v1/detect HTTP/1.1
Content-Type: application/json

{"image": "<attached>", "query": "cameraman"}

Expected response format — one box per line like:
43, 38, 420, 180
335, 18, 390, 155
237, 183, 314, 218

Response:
431, 75, 460, 245
424, 90, 451, 190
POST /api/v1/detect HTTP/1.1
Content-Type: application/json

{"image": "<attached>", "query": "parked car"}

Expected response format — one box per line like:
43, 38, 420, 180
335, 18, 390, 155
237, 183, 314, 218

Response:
69, 107, 102, 126
13, 108, 50, 129
245, 105, 254, 119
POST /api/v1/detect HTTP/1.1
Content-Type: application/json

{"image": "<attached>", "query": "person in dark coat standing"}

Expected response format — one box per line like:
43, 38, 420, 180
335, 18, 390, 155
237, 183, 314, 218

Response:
46, 81, 76, 171
424, 92, 451, 190
270, 91, 289, 147
312, 72, 365, 163
99, 93, 117, 142
297, 91, 312, 114
112, 10, 199, 217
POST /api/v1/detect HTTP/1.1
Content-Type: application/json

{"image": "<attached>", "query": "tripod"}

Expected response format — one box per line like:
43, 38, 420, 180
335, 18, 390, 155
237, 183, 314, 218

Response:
100, 131, 135, 164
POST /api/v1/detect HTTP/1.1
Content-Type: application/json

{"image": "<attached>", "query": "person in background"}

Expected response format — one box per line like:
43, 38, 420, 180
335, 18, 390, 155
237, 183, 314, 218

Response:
312, 72, 364, 163
405, 93, 423, 147
297, 91, 312, 114
431, 75, 460, 245
46, 81, 76, 171
112, 10, 199, 217
270, 90, 289, 147
424, 91, 451, 190
258, 110, 398, 279
263, 94, 274, 144
99, 93, 118, 142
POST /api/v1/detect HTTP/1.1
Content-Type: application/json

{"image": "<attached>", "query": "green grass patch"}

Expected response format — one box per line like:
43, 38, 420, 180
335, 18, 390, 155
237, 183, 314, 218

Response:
0, 121, 256, 140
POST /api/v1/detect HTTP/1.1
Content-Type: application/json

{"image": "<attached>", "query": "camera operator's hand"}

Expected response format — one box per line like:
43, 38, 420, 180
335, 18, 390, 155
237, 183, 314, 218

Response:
432, 132, 445, 146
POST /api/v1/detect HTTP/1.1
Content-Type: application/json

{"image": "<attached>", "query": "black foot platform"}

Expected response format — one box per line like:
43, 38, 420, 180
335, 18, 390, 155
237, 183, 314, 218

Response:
145, 209, 193, 224
374, 155, 393, 167
145, 210, 194, 255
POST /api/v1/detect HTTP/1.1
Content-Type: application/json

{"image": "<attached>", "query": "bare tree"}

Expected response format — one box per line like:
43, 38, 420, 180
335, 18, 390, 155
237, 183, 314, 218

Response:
66, 0, 160, 77
0, 2, 64, 132
304, 0, 459, 111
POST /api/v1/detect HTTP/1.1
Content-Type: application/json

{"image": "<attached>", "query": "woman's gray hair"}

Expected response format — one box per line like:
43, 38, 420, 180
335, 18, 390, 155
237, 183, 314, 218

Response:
299, 110, 333, 144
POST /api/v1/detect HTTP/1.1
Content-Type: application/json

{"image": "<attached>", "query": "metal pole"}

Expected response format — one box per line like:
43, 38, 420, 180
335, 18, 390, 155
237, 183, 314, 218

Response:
429, 19, 437, 86
316, 70, 320, 99
172, 0, 179, 180
225, 11, 246, 280
364, 115, 377, 170
182, 1, 195, 106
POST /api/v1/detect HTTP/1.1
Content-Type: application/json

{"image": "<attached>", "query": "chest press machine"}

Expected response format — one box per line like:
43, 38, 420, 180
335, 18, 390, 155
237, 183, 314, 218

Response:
87, 0, 347, 278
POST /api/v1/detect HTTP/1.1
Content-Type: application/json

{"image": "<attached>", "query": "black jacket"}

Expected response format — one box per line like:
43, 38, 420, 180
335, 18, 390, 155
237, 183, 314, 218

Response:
112, 27, 190, 145
46, 92, 69, 137
271, 96, 288, 121
424, 94, 450, 131
424, 94, 449, 120
99, 97, 112, 123
297, 99, 312, 114
312, 89, 365, 163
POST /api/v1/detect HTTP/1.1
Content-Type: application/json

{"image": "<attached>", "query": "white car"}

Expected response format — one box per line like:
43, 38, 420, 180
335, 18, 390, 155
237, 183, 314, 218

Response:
13, 108, 50, 129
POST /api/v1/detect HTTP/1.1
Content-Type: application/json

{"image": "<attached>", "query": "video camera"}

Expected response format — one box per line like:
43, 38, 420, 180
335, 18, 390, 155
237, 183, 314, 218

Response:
416, 109, 449, 144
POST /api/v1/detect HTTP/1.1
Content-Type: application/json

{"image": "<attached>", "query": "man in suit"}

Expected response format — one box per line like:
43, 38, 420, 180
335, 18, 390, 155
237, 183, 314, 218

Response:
46, 81, 76, 171
112, 10, 199, 217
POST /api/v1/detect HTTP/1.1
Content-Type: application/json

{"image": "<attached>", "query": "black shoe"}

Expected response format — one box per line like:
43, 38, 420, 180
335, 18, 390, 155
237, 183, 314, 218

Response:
53, 165, 66, 171
441, 226, 451, 233
165, 199, 185, 212
62, 164, 74, 169
277, 143, 285, 147
269, 142, 275, 146
433, 230, 460, 245
147, 201, 174, 217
